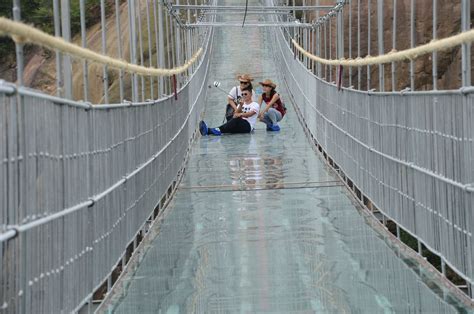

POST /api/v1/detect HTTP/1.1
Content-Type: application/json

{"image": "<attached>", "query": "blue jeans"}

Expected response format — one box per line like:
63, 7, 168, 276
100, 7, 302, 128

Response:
261, 108, 282, 127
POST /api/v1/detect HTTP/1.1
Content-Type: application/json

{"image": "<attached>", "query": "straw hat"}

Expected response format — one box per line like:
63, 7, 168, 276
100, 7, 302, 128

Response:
259, 79, 277, 88
237, 74, 254, 83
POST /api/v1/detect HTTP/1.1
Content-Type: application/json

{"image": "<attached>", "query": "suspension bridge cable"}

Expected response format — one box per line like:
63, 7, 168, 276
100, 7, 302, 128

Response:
242, 0, 249, 27
0, 17, 202, 76
291, 29, 474, 67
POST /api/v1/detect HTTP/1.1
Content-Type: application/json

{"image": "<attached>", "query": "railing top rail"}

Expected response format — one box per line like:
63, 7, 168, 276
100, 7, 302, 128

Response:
171, 5, 334, 11
188, 22, 312, 28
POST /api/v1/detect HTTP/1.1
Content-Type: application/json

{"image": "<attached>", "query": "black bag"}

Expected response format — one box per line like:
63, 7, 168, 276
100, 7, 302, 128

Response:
225, 104, 235, 122
224, 86, 240, 122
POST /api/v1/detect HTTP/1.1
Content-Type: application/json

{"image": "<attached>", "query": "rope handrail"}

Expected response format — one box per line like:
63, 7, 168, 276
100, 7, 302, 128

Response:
0, 17, 202, 76
291, 29, 474, 66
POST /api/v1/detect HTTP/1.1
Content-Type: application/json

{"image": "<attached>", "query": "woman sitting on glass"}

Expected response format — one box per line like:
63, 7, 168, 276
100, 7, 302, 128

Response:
258, 79, 286, 131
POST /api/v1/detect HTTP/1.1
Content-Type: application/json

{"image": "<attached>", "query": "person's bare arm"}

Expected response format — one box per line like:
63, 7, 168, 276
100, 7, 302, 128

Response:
264, 94, 280, 111
235, 110, 256, 118
259, 94, 279, 118
235, 98, 244, 113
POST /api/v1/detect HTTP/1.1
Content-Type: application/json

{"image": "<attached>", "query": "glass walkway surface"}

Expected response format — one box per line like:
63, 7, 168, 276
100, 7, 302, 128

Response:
106, 2, 471, 313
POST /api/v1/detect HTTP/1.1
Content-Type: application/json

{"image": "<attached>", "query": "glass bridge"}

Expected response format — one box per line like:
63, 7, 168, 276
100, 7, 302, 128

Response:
103, 4, 473, 313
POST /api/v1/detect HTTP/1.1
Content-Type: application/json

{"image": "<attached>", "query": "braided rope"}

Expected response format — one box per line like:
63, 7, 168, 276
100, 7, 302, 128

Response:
292, 29, 474, 66
0, 17, 202, 76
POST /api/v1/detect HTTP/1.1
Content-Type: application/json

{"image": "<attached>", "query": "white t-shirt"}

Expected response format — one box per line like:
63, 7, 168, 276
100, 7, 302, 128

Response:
228, 86, 257, 103
241, 101, 260, 129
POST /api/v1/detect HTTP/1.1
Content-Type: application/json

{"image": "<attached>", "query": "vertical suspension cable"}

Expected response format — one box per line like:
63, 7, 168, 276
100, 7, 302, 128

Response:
242, 0, 249, 27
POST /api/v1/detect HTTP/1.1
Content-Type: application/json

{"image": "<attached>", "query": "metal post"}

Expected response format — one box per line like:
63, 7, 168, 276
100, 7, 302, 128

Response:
410, 0, 415, 90
392, 0, 397, 91
316, 0, 321, 77
145, 0, 154, 100
357, 0, 361, 89
431, 0, 437, 90
171, 23, 178, 90
80, 0, 89, 101
377, 0, 384, 91
187, 0, 192, 77
53, 0, 62, 96
299, 28, 303, 60
315, 27, 319, 76
12, 0, 24, 86
155, 0, 165, 97
128, 0, 139, 102
293, 0, 296, 19
187, 0, 191, 26
302, 0, 306, 23
190, 28, 195, 74
61, 0, 73, 99
115, 0, 125, 102
307, 27, 311, 71
136, 0, 146, 101
329, 18, 332, 82
166, 11, 173, 93
302, 28, 307, 66
100, 0, 109, 104
153, 0, 160, 96
168, 14, 176, 70
461, 0, 471, 86
367, 0, 371, 90
348, 0, 352, 87
324, 21, 328, 80
337, 5, 344, 87
194, 0, 198, 59
12, 6, 26, 313
312, 29, 316, 73
176, 0, 182, 68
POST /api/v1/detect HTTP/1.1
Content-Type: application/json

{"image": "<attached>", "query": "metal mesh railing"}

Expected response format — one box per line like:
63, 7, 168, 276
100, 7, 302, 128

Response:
0, 5, 214, 313
272, 20, 474, 288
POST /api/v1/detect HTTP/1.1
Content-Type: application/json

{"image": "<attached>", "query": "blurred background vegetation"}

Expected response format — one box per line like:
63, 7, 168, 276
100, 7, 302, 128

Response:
0, 0, 103, 64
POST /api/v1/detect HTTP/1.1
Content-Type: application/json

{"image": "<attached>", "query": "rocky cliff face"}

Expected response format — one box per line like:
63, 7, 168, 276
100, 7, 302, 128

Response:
303, 0, 473, 91
15, 0, 173, 104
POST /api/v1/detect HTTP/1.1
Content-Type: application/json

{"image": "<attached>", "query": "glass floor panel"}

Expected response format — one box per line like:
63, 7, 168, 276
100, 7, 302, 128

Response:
107, 1, 473, 313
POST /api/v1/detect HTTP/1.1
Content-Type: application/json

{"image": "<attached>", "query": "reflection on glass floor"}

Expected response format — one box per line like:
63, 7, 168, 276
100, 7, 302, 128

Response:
108, 2, 472, 313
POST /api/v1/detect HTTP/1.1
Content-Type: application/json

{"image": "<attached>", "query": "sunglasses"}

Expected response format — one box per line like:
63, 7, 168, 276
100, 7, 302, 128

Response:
241, 92, 250, 96
239, 81, 249, 84
261, 84, 271, 87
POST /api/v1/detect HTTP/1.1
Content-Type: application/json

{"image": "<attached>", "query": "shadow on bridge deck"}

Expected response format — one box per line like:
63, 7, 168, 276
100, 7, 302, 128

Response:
103, 1, 471, 313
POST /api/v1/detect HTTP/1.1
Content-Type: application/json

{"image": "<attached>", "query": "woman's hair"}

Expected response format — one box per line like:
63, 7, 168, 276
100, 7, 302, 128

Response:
265, 85, 276, 94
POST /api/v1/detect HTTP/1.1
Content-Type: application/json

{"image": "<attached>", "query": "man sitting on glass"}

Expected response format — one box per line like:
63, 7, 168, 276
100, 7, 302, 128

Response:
200, 85, 259, 136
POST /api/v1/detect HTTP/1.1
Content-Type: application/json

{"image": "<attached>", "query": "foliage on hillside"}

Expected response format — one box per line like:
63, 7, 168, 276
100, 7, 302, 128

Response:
0, 0, 104, 62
